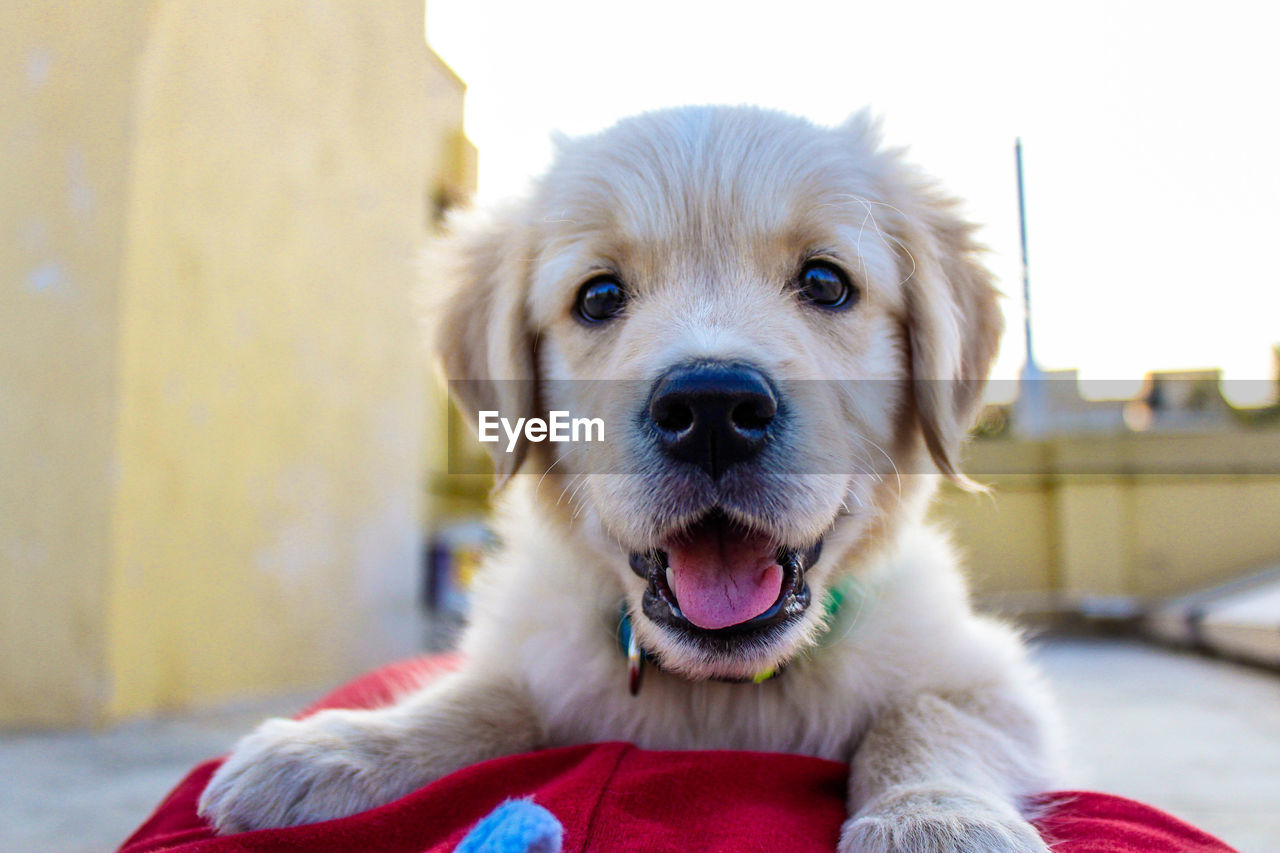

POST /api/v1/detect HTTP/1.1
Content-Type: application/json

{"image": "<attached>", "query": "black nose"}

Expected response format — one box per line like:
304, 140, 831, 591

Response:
648, 362, 778, 479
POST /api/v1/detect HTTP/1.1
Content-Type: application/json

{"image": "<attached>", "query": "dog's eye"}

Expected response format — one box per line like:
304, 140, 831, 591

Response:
575, 275, 628, 323
797, 260, 856, 310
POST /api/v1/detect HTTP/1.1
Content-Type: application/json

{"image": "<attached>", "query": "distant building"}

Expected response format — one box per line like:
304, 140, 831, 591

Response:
1004, 362, 1279, 439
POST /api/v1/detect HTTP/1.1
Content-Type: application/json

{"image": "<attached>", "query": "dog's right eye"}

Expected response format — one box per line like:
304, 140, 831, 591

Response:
797, 260, 856, 310
574, 275, 628, 324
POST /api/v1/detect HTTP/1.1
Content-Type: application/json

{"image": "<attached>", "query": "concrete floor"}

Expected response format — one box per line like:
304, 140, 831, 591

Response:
3, 636, 1278, 853
1036, 637, 1280, 852
0, 691, 310, 853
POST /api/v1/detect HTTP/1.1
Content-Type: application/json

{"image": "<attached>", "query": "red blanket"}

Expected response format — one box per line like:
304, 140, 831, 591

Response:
118, 657, 1236, 853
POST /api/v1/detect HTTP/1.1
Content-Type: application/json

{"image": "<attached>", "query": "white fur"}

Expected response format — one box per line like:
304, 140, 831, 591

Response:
200, 107, 1062, 852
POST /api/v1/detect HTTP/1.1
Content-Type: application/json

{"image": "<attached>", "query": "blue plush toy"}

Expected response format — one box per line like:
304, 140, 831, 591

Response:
456, 799, 564, 853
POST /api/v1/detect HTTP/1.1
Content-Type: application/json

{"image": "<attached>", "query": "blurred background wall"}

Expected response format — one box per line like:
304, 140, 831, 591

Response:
0, 1, 473, 728
940, 428, 1280, 611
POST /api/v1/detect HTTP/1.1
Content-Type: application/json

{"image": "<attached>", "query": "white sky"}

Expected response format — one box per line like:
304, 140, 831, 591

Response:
426, 0, 1280, 402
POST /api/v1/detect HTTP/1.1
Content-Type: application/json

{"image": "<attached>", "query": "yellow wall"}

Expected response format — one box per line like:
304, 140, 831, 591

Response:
937, 431, 1280, 610
2, 1, 471, 727
933, 478, 1059, 606
1, 1, 154, 728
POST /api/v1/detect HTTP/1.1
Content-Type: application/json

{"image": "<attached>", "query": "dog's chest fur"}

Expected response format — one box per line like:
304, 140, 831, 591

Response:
538, 666, 876, 762
460, 495, 996, 765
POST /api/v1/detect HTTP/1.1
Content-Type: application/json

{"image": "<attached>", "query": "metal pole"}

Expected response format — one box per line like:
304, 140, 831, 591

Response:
1015, 137, 1036, 374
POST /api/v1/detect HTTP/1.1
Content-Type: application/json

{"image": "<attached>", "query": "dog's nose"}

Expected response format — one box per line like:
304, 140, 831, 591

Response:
648, 362, 778, 478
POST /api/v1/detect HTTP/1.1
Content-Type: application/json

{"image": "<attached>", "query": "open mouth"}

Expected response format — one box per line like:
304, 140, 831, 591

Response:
629, 510, 823, 648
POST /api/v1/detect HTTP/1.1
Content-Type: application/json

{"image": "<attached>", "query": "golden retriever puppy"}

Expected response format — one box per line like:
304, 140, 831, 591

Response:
200, 106, 1060, 852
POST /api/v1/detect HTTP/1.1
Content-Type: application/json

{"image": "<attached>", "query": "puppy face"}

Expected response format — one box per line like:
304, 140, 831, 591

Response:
439, 107, 1001, 681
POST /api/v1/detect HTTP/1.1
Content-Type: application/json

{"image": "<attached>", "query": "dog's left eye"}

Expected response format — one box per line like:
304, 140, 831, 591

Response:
574, 275, 628, 323
797, 260, 856, 310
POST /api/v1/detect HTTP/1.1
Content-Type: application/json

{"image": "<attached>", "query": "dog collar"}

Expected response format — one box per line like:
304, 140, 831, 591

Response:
617, 574, 867, 696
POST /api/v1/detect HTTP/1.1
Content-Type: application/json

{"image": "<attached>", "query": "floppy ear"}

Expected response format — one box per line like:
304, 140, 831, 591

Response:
840, 113, 1001, 488
434, 210, 538, 485
898, 200, 1003, 490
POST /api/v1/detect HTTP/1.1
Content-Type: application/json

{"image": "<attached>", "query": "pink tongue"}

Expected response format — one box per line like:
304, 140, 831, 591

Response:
666, 525, 783, 630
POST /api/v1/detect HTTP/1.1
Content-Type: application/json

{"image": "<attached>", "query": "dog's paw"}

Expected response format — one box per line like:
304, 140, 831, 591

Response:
839, 786, 1048, 853
197, 709, 418, 834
